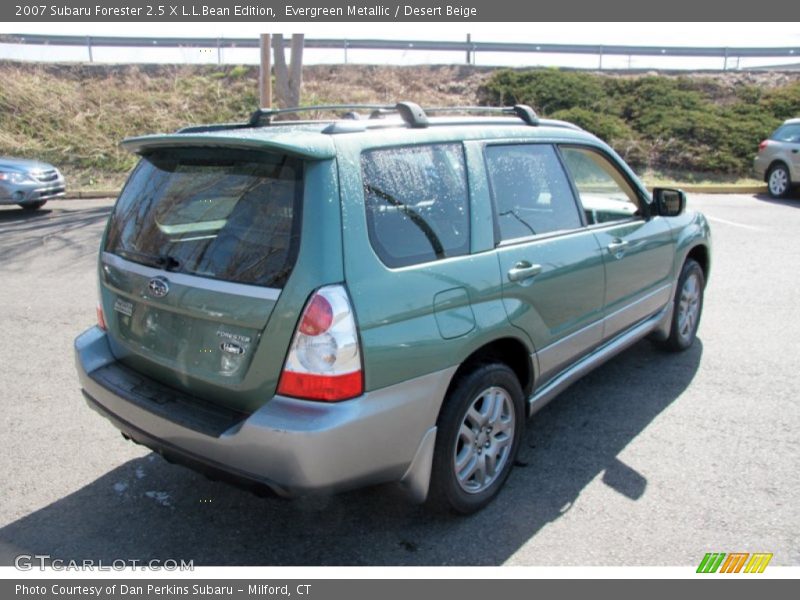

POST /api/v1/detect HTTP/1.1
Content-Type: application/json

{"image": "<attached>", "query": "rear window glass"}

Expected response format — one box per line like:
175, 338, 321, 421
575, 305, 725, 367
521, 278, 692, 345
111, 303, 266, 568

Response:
361, 144, 469, 268
105, 148, 302, 288
771, 124, 800, 143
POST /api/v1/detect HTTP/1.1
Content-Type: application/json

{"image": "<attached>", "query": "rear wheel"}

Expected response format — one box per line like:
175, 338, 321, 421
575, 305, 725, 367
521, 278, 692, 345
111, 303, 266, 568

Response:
20, 201, 46, 211
658, 259, 705, 352
767, 163, 791, 198
428, 363, 525, 514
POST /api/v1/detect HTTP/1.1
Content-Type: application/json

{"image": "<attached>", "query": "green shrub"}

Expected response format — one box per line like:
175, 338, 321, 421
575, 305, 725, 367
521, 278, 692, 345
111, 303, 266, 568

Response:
549, 107, 632, 144
480, 69, 606, 114
228, 64, 251, 79
761, 82, 800, 120
480, 69, 796, 175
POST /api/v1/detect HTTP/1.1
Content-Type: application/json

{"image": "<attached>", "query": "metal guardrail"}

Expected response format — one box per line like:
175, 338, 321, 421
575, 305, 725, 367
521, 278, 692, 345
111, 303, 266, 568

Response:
2, 34, 799, 69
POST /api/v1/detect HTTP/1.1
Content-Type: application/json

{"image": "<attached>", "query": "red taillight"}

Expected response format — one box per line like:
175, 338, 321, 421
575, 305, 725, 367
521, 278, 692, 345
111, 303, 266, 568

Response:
96, 303, 107, 331
277, 371, 363, 402
277, 285, 363, 402
298, 295, 333, 336
758, 140, 769, 152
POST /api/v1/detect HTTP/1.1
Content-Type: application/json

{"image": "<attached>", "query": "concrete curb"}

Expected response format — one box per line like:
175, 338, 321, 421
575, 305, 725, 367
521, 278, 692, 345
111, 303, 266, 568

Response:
64, 190, 119, 199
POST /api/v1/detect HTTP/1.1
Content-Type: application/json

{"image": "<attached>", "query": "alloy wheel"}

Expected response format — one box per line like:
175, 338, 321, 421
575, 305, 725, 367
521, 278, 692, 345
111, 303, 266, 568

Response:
453, 386, 516, 494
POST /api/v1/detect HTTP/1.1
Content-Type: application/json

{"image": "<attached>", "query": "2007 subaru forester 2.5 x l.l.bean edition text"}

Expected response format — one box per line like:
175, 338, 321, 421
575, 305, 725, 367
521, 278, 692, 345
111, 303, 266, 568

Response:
74, 103, 710, 514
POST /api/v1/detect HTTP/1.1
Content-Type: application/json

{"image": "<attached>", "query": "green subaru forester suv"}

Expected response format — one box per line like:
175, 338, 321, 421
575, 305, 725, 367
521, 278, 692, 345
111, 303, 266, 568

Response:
75, 103, 710, 514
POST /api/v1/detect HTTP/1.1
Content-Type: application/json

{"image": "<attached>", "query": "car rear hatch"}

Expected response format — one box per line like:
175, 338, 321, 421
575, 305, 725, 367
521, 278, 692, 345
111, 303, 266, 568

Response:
99, 132, 336, 413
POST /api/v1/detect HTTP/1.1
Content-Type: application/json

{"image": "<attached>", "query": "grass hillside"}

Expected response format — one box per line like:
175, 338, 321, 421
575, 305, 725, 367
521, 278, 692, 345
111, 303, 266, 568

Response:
0, 61, 797, 189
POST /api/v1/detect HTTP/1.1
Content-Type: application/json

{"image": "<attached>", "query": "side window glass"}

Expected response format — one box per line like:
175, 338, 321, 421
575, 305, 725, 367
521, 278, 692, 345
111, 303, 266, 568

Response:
361, 144, 469, 268
560, 147, 642, 225
485, 144, 582, 243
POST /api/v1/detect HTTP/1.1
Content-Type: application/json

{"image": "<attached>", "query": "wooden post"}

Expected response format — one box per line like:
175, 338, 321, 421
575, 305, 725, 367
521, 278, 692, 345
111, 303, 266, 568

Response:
288, 34, 304, 107
259, 34, 272, 108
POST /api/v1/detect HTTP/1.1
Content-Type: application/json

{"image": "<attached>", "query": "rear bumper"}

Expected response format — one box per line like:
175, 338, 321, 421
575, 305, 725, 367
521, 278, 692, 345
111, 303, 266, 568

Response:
753, 154, 769, 181
75, 327, 452, 500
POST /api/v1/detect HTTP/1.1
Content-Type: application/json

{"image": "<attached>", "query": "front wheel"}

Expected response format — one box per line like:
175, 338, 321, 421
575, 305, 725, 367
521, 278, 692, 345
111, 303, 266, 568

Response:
658, 259, 705, 352
428, 363, 525, 514
767, 163, 791, 199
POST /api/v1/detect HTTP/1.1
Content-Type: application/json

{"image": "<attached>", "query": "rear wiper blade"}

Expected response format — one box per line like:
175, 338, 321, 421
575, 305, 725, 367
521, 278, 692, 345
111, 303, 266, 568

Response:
115, 249, 181, 271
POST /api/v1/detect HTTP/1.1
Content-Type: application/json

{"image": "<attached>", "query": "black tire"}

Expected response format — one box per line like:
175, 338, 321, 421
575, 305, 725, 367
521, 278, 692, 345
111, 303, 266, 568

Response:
657, 259, 705, 352
428, 363, 525, 515
20, 201, 47, 211
767, 163, 791, 199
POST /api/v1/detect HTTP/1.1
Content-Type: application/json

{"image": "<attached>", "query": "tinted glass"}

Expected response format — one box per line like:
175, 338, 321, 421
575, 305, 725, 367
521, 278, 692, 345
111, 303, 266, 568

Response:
560, 147, 641, 225
485, 144, 581, 242
771, 124, 800, 143
105, 148, 302, 288
361, 144, 469, 268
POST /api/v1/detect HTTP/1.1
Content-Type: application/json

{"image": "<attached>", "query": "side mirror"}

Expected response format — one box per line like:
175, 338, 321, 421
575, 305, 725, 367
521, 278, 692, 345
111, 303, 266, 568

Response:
652, 187, 686, 217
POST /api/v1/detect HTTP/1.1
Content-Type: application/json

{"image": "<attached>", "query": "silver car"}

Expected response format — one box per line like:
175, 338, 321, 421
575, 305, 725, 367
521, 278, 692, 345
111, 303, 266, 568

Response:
0, 157, 66, 210
754, 118, 800, 198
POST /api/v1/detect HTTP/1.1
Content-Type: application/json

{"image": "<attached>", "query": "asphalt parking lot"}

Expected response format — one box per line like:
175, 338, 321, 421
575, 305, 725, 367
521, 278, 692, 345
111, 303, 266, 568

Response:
0, 194, 797, 567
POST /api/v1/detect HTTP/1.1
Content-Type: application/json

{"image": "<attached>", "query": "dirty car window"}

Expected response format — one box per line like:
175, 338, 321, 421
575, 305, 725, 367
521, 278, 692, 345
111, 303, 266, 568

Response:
361, 144, 469, 268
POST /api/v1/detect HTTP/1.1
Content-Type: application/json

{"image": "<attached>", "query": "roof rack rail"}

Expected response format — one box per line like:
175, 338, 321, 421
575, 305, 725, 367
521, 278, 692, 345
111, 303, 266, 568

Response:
245, 102, 540, 129
178, 122, 251, 133
424, 105, 540, 126
359, 102, 428, 127
248, 104, 394, 126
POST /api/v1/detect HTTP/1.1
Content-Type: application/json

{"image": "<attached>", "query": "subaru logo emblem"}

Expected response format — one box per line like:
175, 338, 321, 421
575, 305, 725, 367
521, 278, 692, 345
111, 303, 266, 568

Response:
148, 277, 169, 298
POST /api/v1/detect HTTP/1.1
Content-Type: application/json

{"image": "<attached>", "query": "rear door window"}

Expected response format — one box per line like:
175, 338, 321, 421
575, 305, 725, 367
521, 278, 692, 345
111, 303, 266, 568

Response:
485, 143, 582, 242
361, 144, 470, 268
105, 148, 302, 288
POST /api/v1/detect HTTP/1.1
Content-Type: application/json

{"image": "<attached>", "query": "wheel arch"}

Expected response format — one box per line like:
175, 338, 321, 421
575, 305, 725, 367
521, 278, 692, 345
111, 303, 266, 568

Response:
686, 243, 710, 283
767, 159, 791, 179
766, 159, 793, 188
426, 342, 530, 513
443, 336, 534, 405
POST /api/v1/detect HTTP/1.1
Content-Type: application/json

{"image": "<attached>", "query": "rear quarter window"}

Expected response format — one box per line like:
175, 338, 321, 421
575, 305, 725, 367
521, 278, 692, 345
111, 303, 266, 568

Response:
361, 144, 470, 268
105, 148, 302, 288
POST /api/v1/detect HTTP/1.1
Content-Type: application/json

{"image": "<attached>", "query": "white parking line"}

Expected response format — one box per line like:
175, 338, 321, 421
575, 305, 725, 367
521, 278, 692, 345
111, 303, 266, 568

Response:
705, 216, 764, 231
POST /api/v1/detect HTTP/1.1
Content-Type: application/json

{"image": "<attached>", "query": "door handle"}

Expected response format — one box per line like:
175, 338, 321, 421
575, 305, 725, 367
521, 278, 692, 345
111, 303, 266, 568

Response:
792, 149, 799, 154
607, 240, 629, 255
507, 261, 542, 282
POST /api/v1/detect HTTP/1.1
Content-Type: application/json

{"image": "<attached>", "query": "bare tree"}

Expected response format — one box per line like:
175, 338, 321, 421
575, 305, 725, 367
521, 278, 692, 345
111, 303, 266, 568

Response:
272, 34, 305, 109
